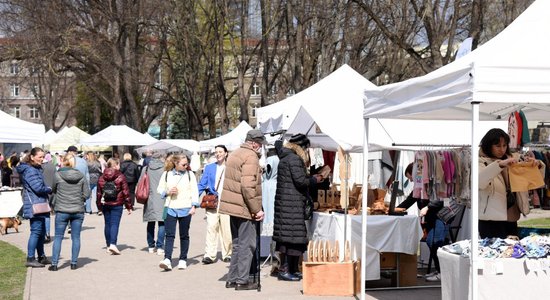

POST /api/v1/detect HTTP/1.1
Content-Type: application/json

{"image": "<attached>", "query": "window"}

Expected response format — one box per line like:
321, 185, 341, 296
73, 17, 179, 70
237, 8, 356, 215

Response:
31, 84, 39, 98
10, 84, 20, 97
29, 106, 40, 119
251, 104, 258, 117
252, 83, 260, 96
11, 106, 20, 118
10, 63, 19, 74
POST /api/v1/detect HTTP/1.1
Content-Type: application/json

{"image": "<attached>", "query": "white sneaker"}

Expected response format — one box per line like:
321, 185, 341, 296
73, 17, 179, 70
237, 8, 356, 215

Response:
425, 272, 441, 282
159, 258, 172, 271
156, 249, 165, 256
424, 271, 437, 278
108, 244, 121, 255
177, 260, 187, 270
148, 248, 155, 254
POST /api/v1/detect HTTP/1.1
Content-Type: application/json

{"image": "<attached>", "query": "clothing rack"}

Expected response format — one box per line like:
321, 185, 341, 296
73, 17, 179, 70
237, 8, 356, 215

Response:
391, 143, 470, 148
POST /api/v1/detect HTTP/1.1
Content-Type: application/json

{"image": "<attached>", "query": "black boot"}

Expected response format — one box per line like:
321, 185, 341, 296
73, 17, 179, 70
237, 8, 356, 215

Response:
25, 257, 45, 268
38, 255, 51, 265
277, 255, 299, 281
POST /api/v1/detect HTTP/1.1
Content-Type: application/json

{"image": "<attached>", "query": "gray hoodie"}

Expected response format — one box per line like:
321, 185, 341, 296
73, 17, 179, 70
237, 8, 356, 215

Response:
52, 167, 91, 213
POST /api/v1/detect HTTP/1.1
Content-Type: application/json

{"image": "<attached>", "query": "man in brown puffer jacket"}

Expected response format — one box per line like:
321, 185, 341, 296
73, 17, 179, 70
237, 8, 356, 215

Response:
219, 129, 265, 291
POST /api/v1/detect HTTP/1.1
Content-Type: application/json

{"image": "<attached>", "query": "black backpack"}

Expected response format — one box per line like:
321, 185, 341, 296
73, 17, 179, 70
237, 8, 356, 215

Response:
103, 179, 118, 201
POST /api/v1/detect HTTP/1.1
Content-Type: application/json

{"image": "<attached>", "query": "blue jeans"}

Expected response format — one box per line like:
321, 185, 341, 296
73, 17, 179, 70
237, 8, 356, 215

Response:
52, 212, 85, 265
147, 221, 165, 249
164, 214, 191, 260
86, 184, 97, 213
27, 217, 46, 259
45, 214, 51, 236
103, 205, 123, 246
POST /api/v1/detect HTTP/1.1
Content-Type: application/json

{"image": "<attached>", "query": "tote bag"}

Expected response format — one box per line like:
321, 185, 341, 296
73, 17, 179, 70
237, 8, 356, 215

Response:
135, 167, 150, 204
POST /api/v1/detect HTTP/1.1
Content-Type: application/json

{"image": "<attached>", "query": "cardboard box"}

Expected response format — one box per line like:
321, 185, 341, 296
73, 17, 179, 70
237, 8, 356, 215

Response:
379, 253, 417, 287
303, 261, 361, 296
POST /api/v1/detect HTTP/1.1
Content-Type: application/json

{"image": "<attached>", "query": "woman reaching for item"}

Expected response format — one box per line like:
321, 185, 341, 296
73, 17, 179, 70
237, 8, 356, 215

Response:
157, 154, 200, 271
479, 128, 544, 239
49, 154, 91, 271
16, 147, 53, 268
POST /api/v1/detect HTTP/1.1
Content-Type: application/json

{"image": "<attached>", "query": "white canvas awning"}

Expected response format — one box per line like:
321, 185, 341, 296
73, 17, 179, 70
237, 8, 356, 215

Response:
80, 125, 157, 146
0, 110, 45, 144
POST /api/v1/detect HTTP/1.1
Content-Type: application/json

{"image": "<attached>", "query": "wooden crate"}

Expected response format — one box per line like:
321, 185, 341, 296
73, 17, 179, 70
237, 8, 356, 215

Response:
302, 261, 361, 296
379, 253, 417, 287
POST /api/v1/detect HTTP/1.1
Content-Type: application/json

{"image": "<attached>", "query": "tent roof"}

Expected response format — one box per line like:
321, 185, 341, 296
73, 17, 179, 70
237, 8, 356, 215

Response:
136, 139, 200, 156
363, 0, 550, 121
257, 64, 377, 132
285, 65, 376, 152
80, 125, 157, 146
44, 126, 90, 152
199, 121, 253, 152
0, 110, 45, 143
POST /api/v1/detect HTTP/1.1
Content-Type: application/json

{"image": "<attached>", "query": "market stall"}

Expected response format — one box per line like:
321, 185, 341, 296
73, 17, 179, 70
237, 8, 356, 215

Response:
363, 1, 550, 299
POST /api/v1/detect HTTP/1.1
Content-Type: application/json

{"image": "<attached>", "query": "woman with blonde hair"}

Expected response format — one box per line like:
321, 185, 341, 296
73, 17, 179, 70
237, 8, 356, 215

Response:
157, 154, 199, 271
86, 152, 102, 214
96, 157, 132, 254
49, 154, 91, 271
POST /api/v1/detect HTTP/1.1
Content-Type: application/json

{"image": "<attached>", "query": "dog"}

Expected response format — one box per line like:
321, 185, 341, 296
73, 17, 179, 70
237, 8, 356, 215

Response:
0, 217, 22, 235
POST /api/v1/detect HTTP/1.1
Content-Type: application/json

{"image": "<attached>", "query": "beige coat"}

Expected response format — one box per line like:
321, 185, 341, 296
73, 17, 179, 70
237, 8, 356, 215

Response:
479, 151, 544, 222
218, 143, 263, 220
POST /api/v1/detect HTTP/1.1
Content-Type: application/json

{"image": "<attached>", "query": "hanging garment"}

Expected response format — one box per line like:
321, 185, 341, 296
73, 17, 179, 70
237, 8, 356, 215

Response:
508, 161, 545, 192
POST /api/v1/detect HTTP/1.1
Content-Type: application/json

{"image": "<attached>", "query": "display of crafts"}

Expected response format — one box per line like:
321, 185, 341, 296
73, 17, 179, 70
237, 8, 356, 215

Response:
442, 234, 550, 259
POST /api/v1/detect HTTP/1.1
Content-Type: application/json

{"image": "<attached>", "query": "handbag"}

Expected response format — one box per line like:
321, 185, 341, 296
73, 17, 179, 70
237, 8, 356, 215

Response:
27, 193, 51, 215
135, 167, 150, 204
200, 169, 224, 209
436, 199, 461, 224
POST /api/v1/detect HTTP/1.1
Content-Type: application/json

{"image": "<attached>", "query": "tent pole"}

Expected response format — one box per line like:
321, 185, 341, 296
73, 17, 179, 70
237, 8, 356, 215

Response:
471, 102, 480, 300
361, 118, 370, 300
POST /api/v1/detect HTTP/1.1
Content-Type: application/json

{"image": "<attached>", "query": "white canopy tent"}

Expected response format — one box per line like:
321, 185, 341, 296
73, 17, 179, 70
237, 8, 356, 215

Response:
0, 109, 45, 144
80, 125, 157, 146
256, 64, 376, 133
198, 121, 253, 152
362, 1, 550, 299
284, 65, 377, 152
42, 126, 111, 152
136, 139, 200, 155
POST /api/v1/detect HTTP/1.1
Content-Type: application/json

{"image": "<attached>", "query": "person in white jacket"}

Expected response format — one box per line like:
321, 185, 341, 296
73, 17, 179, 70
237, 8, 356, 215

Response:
478, 128, 544, 238
157, 154, 199, 271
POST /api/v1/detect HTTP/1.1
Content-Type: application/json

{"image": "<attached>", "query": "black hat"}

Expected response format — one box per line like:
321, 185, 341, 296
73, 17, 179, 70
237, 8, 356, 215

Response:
66, 146, 78, 152
246, 129, 267, 145
289, 133, 310, 148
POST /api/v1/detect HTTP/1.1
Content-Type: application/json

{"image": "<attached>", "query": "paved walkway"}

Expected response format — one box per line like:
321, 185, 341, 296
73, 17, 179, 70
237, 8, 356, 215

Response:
3, 206, 450, 300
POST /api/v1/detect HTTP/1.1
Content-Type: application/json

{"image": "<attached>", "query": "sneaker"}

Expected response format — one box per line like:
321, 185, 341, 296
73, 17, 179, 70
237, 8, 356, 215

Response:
425, 272, 441, 282
177, 260, 187, 270
148, 248, 156, 254
159, 258, 172, 271
108, 244, 121, 255
156, 249, 165, 256
202, 257, 214, 264
423, 271, 438, 278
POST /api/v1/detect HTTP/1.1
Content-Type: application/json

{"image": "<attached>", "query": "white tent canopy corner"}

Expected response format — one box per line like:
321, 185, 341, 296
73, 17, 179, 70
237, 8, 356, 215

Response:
257, 64, 377, 134
0, 109, 45, 144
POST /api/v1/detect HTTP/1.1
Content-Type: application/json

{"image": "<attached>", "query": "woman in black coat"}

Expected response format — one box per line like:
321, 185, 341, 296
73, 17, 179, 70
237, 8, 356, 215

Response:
273, 134, 322, 281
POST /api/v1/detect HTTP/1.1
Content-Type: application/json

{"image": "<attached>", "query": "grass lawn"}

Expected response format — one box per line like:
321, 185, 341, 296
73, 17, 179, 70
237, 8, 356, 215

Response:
518, 217, 550, 228
0, 240, 26, 300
